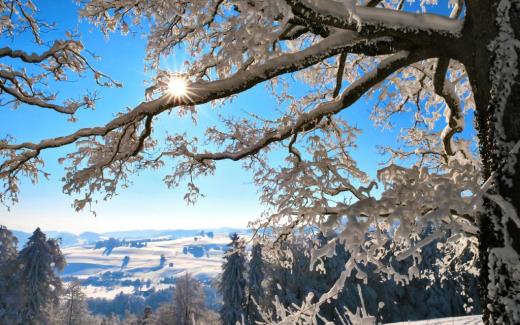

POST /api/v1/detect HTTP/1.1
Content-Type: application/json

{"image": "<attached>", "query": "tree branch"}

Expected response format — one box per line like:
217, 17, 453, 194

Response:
433, 57, 464, 157
286, 0, 462, 43
0, 41, 76, 63
333, 52, 347, 98
185, 51, 421, 162
1, 32, 401, 153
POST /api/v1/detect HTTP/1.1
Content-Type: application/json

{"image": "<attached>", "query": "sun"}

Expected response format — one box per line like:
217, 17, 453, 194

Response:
167, 77, 188, 98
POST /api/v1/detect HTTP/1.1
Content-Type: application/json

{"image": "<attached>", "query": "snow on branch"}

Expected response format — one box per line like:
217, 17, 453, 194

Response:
0, 1, 120, 115
179, 51, 418, 163
433, 58, 466, 159
0, 31, 402, 208
286, 0, 463, 40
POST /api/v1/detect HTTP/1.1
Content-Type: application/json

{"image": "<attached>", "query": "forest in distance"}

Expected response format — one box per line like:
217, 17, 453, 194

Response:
1, 0, 520, 324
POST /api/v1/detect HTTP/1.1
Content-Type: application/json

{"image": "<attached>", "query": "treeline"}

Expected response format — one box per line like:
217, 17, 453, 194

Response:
0, 225, 481, 324
94, 238, 149, 256
87, 274, 219, 324
217, 231, 481, 324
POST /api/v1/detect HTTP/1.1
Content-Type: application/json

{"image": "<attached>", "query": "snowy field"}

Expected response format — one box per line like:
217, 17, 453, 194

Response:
61, 233, 236, 298
385, 315, 483, 324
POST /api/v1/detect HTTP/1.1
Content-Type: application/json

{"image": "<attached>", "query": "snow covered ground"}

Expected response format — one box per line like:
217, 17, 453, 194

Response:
61, 233, 236, 298
385, 315, 483, 324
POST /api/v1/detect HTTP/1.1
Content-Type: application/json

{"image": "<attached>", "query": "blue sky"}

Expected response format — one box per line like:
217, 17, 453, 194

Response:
0, 1, 473, 234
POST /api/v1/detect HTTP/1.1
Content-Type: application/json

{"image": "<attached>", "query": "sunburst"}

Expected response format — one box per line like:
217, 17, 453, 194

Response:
167, 77, 188, 98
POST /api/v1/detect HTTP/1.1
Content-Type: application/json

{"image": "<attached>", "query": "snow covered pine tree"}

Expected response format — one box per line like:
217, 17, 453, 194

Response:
17, 228, 66, 323
219, 233, 247, 325
246, 243, 265, 324
0, 226, 20, 323
1, 0, 519, 323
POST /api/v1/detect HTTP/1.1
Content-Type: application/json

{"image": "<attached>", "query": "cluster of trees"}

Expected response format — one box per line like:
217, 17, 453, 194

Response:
95, 238, 149, 256
89, 274, 219, 325
218, 231, 480, 324
0, 225, 219, 324
0, 226, 127, 324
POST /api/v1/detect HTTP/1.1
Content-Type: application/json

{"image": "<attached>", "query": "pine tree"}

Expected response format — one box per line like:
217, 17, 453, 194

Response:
0, 225, 17, 263
17, 227, 66, 324
140, 306, 156, 325
219, 233, 247, 325
246, 243, 264, 324
159, 254, 166, 268
0, 226, 21, 324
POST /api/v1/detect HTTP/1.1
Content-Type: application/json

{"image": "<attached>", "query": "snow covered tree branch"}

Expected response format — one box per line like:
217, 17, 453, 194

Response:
2, 1, 520, 323
0, 1, 120, 116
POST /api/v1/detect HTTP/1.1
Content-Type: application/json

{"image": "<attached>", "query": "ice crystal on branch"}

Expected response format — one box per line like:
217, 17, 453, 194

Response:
2, 0, 520, 323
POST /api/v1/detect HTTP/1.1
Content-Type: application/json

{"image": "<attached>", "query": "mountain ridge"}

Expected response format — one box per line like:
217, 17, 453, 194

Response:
10, 227, 250, 248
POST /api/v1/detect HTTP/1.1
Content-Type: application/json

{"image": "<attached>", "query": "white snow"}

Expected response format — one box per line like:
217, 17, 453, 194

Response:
60, 234, 239, 299
384, 315, 483, 325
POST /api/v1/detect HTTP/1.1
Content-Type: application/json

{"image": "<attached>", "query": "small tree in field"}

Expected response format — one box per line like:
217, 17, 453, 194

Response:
1, 0, 520, 323
174, 273, 206, 325
60, 281, 90, 325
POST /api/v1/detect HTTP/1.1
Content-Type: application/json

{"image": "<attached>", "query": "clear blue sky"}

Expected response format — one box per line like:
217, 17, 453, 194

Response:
0, 1, 473, 234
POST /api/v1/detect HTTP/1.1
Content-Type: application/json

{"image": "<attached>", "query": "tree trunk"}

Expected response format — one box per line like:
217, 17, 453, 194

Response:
465, 1, 520, 324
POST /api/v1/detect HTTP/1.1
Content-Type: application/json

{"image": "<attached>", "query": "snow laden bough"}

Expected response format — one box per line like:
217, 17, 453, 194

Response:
1, 0, 520, 324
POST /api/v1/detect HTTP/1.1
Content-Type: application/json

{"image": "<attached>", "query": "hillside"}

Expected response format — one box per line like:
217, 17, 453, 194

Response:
11, 228, 249, 249
59, 232, 244, 299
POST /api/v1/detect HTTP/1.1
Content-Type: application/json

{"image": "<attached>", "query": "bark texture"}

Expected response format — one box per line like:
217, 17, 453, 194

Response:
465, 1, 520, 323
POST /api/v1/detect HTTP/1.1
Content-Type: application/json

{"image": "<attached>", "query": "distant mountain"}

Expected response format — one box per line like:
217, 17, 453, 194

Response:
78, 231, 102, 243
10, 227, 250, 248
101, 227, 250, 240
46, 231, 81, 247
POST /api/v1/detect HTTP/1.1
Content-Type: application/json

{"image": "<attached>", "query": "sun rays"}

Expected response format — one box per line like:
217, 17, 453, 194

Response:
167, 77, 188, 98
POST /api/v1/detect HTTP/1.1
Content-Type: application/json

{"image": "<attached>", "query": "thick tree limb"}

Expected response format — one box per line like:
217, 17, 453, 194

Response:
185, 51, 421, 162
0, 41, 77, 63
433, 57, 464, 157
286, 0, 463, 43
0, 32, 401, 153
332, 52, 347, 98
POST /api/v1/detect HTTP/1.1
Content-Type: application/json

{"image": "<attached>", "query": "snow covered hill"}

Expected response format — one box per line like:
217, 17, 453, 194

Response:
60, 232, 243, 299
385, 315, 483, 324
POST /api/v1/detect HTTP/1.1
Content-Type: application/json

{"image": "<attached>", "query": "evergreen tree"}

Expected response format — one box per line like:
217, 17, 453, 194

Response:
267, 240, 331, 322
246, 243, 264, 324
159, 254, 166, 268
140, 306, 156, 325
219, 233, 247, 325
0, 225, 18, 263
0, 226, 21, 324
17, 227, 66, 324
